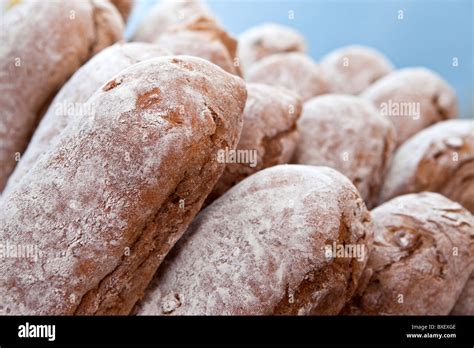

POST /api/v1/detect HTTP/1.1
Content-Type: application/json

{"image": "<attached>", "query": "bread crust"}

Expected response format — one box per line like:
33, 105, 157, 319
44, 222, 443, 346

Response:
110, 0, 133, 21
451, 273, 474, 315
238, 23, 307, 75
0, 56, 246, 315
320, 45, 393, 95
361, 67, 458, 147
0, 0, 123, 192
137, 165, 373, 315
206, 83, 302, 203
378, 120, 474, 212
246, 52, 329, 101
343, 192, 474, 315
294, 94, 396, 208
3, 42, 170, 196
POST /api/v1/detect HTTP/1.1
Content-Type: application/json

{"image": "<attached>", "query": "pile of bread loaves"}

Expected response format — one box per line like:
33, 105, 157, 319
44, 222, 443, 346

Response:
0, 0, 472, 316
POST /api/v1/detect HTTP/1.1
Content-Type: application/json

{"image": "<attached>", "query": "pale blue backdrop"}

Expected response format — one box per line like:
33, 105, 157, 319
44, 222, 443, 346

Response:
126, 0, 473, 118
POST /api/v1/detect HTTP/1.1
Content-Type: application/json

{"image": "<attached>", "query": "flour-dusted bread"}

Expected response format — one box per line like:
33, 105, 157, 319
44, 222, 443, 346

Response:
3, 42, 170, 196
110, 0, 134, 21
344, 192, 474, 315
361, 67, 458, 147
0, 56, 247, 315
378, 120, 474, 212
246, 52, 329, 101
155, 16, 240, 75
238, 23, 307, 75
0, 0, 123, 192
137, 165, 374, 315
206, 83, 302, 203
320, 45, 393, 95
451, 273, 474, 315
132, 0, 212, 42
293, 94, 396, 208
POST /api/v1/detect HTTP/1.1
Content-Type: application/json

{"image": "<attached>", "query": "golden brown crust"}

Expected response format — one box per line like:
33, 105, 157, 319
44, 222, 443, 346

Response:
138, 165, 373, 315
343, 192, 474, 315
0, 56, 247, 315
109, 0, 133, 21
0, 0, 123, 192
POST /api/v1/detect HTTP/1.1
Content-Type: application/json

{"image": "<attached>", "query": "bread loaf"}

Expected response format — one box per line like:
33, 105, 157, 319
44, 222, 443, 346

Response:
293, 94, 396, 208
132, 0, 212, 42
206, 83, 302, 203
451, 273, 474, 315
3, 42, 170, 196
0, 56, 247, 315
137, 165, 373, 315
378, 120, 474, 212
0, 0, 123, 192
320, 45, 393, 95
238, 23, 307, 75
361, 67, 458, 146
246, 52, 329, 101
155, 16, 240, 75
343, 192, 474, 315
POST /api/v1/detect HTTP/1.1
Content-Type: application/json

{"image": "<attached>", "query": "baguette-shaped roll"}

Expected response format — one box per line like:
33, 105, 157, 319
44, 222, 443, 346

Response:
3, 42, 170, 196
361, 67, 458, 147
206, 83, 302, 203
246, 52, 329, 101
379, 120, 474, 212
0, 56, 247, 315
132, 0, 212, 42
344, 193, 474, 315
320, 45, 393, 95
138, 165, 373, 315
294, 95, 396, 208
238, 23, 307, 75
0, 0, 123, 192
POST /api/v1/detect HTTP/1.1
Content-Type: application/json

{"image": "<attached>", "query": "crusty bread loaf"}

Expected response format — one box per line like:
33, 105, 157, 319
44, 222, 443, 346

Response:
246, 52, 329, 101
205, 83, 302, 203
3, 42, 170, 196
132, 0, 212, 42
343, 192, 474, 315
155, 16, 241, 75
0, 56, 247, 315
320, 45, 393, 95
238, 23, 307, 75
293, 94, 396, 208
451, 273, 474, 315
110, 0, 133, 21
378, 120, 474, 212
361, 67, 458, 147
0, 0, 123, 192
137, 165, 373, 315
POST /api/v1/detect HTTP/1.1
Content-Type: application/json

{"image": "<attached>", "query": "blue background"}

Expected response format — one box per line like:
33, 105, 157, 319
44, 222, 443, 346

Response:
126, 0, 473, 118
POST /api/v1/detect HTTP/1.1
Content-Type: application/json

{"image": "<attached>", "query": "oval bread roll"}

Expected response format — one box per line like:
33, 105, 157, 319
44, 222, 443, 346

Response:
238, 23, 307, 75
320, 45, 393, 95
293, 94, 396, 208
206, 83, 302, 203
378, 120, 474, 212
0, 0, 123, 192
344, 192, 474, 315
361, 67, 458, 146
138, 165, 374, 315
0, 56, 247, 315
132, 0, 212, 43
451, 273, 474, 315
246, 52, 329, 101
3, 42, 170, 196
